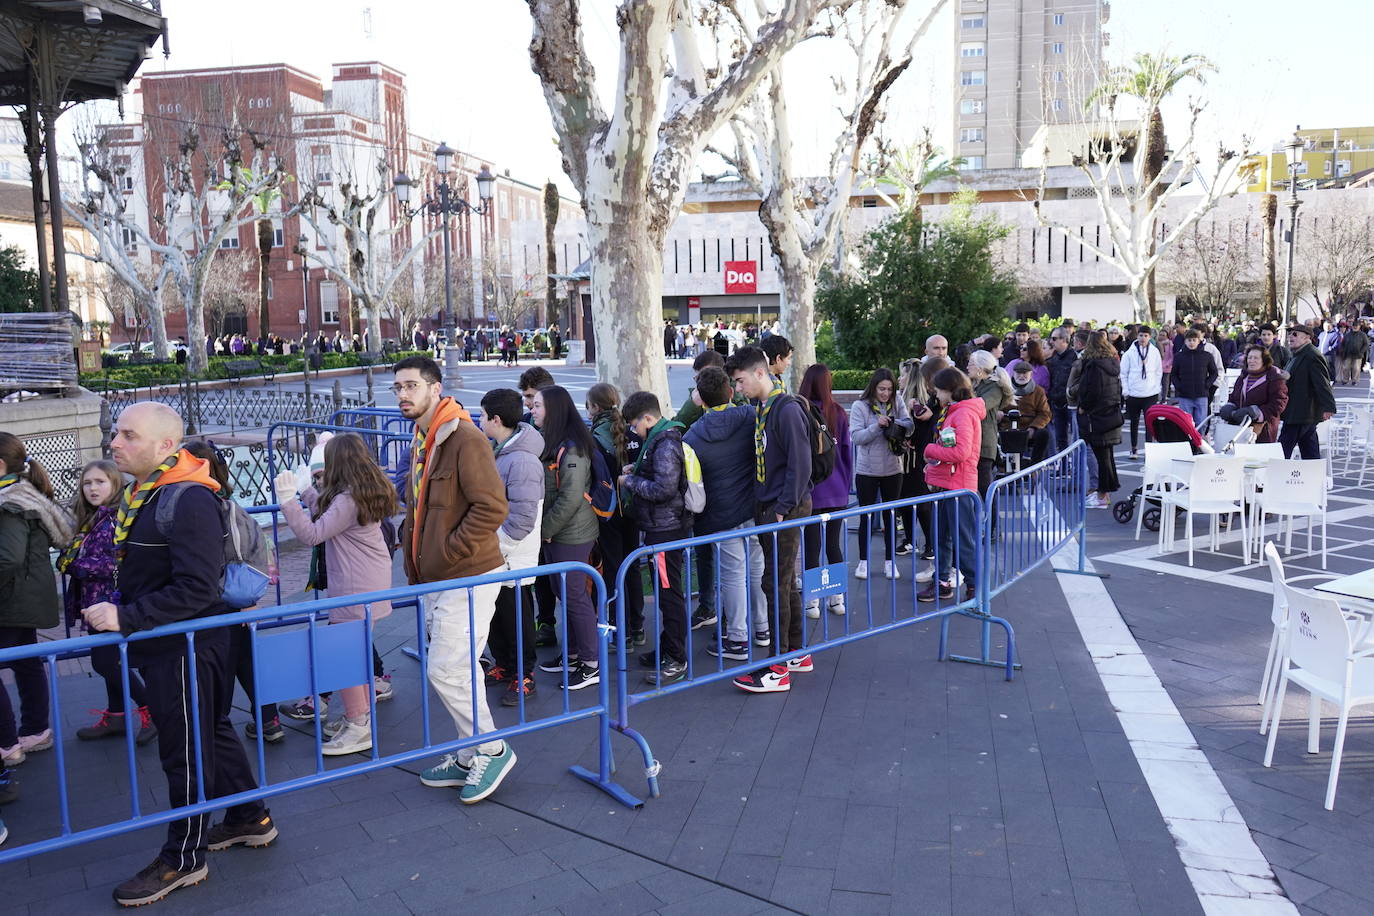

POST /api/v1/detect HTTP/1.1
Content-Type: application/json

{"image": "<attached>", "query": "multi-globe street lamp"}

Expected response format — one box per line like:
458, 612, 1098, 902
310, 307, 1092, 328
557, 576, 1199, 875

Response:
393, 143, 494, 392
1281, 131, 1304, 328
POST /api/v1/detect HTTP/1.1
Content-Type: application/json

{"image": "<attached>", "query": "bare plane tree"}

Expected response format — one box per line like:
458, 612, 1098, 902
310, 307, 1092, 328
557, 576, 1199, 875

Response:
705, 0, 948, 384
1292, 199, 1374, 321
527, 0, 844, 396
1159, 217, 1259, 315
297, 159, 443, 353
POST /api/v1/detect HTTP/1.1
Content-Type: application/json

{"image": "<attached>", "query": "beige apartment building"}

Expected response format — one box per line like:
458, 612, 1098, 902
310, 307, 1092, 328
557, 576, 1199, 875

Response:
954, 0, 1108, 169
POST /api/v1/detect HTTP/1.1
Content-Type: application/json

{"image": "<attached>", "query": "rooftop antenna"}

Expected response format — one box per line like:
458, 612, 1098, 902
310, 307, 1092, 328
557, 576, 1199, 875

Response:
362, 8, 373, 41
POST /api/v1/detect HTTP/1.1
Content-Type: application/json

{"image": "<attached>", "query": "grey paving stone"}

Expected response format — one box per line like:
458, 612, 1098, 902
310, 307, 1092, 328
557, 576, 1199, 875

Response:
541, 835, 622, 869
1071, 878, 1142, 916
394, 850, 563, 910
1270, 866, 1334, 907
637, 867, 720, 905
576, 850, 670, 891
1304, 886, 1374, 916
1007, 842, 1076, 915
556, 877, 664, 916
1055, 805, 1129, 882
1115, 840, 1203, 916
948, 813, 1009, 879
949, 873, 1014, 911
826, 889, 891, 914
666, 821, 733, 876
714, 852, 780, 894
656, 886, 775, 916
210, 876, 360, 915
769, 864, 835, 913
430, 869, 597, 916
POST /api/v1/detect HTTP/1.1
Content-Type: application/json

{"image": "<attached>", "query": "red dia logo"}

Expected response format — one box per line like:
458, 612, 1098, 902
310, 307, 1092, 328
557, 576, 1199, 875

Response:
724, 261, 757, 294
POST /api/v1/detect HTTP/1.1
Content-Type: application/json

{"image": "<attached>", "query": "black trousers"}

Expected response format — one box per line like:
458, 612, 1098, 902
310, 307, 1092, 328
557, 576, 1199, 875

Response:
803, 505, 846, 570
139, 634, 266, 872
228, 626, 279, 724
1279, 423, 1321, 459
0, 626, 46, 747
489, 584, 537, 676
757, 497, 811, 656
644, 526, 690, 663
90, 642, 148, 713
1124, 395, 1158, 451
855, 473, 902, 562
535, 545, 557, 629
597, 513, 645, 635
898, 466, 934, 550
1089, 442, 1120, 493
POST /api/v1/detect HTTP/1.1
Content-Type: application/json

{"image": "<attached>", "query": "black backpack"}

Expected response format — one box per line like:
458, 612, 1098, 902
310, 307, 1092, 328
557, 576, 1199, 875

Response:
787, 395, 837, 486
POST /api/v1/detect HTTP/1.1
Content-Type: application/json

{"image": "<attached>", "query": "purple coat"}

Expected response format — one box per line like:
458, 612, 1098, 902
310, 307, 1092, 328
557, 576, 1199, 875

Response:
809, 398, 853, 511
63, 505, 118, 628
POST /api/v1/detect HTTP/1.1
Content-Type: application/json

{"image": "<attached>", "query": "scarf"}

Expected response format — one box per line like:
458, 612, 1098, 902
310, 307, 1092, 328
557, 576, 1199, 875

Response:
408, 397, 469, 555
754, 379, 786, 483
112, 453, 180, 554
632, 417, 678, 475
57, 505, 110, 574
0, 474, 17, 494
1135, 342, 1150, 376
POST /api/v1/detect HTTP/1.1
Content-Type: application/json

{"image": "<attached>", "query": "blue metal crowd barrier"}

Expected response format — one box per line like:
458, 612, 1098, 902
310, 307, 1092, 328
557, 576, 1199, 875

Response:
0, 561, 648, 866
265, 420, 412, 496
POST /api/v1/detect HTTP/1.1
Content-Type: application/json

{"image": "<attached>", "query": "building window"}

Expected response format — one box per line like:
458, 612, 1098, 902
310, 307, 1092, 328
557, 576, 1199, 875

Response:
960, 15, 984, 28
960, 42, 985, 57
960, 99, 985, 115
1051, 42, 1064, 54
1053, 13, 1065, 25
962, 157, 985, 170
1051, 99, 1064, 112
219, 235, 240, 249
959, 128, 984, 143
320, 281, 339, 324
273, 228, 284, 248
121, 227, 137, 252
312, 151, 332, 184
0, 161, 9, 180
862, 198, 878, 208
961, 70, 986, 86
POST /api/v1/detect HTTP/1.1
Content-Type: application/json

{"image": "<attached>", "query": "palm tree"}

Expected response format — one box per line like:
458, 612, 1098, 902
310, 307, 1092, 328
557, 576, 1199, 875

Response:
1088, 52, 1216, 321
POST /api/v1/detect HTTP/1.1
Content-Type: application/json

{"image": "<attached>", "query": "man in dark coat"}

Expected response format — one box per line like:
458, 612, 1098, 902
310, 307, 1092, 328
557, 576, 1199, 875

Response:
1279, 325, 1337, 458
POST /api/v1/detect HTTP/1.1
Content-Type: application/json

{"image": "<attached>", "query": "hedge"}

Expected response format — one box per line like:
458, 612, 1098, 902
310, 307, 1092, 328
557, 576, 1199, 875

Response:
831, 369, 873, 390
80, 350, 433, 388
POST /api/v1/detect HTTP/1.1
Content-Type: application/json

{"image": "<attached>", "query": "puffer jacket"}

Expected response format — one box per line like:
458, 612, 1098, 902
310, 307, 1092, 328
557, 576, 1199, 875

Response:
0, 479, 73, 630
683, 405, 755, 534
542, 440, 599, 545
850, 397, 912, 478
1074, 357, 1124, 447
974, 376, 1014, 460
62, 503, 118, 628
622, 420, 690, 534
923, 398, 985, 493
1046, 347, 1078, 407
494, 423, 545, 580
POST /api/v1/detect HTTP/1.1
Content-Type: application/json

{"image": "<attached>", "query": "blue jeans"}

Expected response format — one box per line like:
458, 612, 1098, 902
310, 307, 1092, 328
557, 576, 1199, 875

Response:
1177, 397, 1208, 429
935, 497, 978, 585
1050, 405, 1074, 455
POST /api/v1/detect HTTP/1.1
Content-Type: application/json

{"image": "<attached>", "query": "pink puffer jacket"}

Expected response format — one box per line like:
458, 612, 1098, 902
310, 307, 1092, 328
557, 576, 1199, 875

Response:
923, 397, 985, 493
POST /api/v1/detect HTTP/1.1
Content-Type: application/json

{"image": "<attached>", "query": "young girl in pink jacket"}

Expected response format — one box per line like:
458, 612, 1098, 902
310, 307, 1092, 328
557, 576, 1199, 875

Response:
919, 366, 984, 604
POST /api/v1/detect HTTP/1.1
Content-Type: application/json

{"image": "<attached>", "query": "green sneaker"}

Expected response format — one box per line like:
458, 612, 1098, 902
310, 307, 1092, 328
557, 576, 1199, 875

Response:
419, 753, 471, 788
459, 745, 517, 805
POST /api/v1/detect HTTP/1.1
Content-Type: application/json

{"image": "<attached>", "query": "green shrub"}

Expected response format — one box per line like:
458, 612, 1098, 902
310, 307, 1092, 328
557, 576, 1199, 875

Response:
830, 369, 874, 391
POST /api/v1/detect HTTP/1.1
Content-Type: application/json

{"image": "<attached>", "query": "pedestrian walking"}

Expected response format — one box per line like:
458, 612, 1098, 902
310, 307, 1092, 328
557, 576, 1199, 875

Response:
1278, 325, 1337, 459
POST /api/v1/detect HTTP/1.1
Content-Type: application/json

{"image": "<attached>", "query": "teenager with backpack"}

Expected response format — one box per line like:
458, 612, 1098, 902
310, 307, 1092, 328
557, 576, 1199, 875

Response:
726, 346, 814, 694
531, 385, 602, 690
274, 433, 398, 755
479, 388, 545, 707
618, 390, 692, 686
799, 364, 854, 618
587, 383, 647, 648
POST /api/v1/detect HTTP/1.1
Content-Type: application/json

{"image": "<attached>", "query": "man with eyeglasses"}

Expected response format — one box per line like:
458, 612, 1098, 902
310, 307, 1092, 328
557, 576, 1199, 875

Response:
1277, 325, 1336, 459
1045, 329, 1078, 454
392, 356, 517, 804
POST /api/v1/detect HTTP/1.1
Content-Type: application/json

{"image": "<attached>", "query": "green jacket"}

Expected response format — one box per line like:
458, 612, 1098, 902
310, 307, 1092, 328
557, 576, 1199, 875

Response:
541, 443, 599, 544
0, 481, 73, 630
674, 389, 747, 427
1281, 343, 1338, 425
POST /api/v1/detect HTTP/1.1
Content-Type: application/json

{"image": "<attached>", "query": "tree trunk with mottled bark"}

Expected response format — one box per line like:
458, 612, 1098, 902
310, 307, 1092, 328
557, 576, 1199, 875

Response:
543, 181, 559, 328
1261, 193, 1278, 322
257, 217, 273, 339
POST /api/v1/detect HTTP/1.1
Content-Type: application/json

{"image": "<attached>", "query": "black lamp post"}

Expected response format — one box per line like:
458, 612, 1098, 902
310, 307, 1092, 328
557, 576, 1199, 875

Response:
393, 144, 495, 393
1281, 131, 1304, 328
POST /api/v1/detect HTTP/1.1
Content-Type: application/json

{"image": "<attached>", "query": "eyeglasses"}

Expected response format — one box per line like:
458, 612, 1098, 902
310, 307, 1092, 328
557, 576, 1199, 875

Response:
391, 381, 427, 395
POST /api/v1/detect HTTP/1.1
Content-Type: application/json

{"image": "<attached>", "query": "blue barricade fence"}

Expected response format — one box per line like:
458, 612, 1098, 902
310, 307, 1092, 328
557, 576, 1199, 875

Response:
0, 561, 649, 865
265, 421, 412, 495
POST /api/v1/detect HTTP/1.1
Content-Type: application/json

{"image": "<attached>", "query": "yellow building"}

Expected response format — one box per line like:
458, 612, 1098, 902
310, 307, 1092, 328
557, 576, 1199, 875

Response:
1245, 126, 1374, 192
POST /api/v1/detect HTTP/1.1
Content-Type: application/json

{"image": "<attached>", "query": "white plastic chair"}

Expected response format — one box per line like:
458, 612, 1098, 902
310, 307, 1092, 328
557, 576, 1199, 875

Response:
1133, 442, 1194, 541
1342, 407, 1372, 485
1157, 455, 1250, 565
1257, 543, 1340, 732
1235, 443, 1284, 552
1262, 581, 1374, 810
1252, 459, 1328, 568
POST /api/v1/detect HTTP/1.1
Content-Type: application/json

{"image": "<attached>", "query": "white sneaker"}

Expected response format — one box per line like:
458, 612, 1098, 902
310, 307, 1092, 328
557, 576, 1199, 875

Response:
373, 676, 394, 702
805, 598, 821, 619
855, 560, 868, 580
0, 744, 24, 766
827, 595, 846, 615
883, 561, 899, 580
916, 566, 935, 584
321, 717, 373, 756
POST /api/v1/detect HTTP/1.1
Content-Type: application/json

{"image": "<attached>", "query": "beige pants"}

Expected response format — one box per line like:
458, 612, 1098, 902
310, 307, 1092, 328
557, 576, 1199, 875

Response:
422, 566, 505, 764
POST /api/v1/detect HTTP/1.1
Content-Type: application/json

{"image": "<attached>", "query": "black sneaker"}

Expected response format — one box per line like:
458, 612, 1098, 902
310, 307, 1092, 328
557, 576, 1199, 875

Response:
644, 659, 687, 686
501, 675, 537, 707
207, 813, 278, 850
112, 858, 209, 907
690, 609, 718, 630
631, 629, 647, 648
244, 716, 285, 744
753, 630, 771, 648
917, 581, 955, 603
895, 540, 914, 557
0, 768, 17, 805
538, 655, 579, 674
566, 663, 601, 691
919, 546, 935, 561
533, 622, 558, 649
706, 639, 750, 661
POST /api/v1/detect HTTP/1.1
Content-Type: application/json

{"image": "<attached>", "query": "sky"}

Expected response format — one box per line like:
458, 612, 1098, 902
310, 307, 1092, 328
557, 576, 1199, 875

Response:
133, 0, 1368, 195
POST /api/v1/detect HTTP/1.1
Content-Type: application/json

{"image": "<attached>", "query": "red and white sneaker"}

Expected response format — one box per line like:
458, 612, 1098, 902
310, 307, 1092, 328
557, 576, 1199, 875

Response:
733, 665, 791, 694
785, 654, 814, 674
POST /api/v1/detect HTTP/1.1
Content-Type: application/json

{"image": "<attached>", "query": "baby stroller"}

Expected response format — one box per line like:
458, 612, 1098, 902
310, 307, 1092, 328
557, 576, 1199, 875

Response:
1111, 404, 1214, 530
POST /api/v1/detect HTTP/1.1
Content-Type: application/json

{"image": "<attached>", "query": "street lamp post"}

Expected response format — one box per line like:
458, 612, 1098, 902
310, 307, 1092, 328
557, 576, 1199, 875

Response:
393, 144, 495, 394
1281, 131, 1304, 328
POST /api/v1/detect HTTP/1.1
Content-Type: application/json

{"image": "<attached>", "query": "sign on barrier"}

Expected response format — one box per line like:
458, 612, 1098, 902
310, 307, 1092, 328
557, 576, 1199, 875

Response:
802, 562, 848, 601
